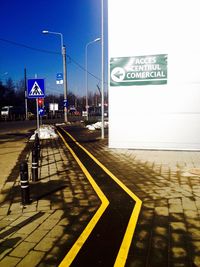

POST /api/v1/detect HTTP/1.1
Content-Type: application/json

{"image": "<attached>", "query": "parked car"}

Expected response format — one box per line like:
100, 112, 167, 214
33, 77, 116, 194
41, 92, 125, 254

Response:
1, 106, 13, 119
27, 112, 36, 120
1, 106, 25, 120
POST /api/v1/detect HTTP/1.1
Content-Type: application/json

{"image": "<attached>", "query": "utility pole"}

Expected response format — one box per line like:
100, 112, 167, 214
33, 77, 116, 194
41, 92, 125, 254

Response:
62, 45, 68, 123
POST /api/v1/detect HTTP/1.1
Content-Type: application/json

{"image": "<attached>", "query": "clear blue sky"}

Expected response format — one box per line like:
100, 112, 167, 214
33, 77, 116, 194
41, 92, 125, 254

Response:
0, 0, 107, 96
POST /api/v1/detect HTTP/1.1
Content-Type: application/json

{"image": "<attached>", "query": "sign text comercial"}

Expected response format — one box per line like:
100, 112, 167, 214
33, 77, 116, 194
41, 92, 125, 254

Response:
110, 54, 168, 86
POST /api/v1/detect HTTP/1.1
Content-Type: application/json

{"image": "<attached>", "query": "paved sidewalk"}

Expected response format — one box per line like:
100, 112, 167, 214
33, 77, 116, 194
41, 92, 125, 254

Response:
0, 134, 100, 267
0, 125, 200, 266
82, 137, 200, 267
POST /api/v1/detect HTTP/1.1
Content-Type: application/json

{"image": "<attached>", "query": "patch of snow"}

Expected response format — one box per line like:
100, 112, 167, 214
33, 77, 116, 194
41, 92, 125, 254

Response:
30, 125, 58, 140
86, 121, 109, 131
86, 125, 96, 131
55, 123, 66, 126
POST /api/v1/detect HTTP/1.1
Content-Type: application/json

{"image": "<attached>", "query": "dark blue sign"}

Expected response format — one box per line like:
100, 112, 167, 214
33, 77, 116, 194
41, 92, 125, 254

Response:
38, 108, 45, 116
56, 73, 63, 80
56, 73, 63, 84
27, 79, 45, 98
63, 99, 68, 107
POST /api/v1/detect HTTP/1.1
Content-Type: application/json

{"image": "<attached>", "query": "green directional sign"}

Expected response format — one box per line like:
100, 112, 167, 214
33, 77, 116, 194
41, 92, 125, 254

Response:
110, 54, 168, 86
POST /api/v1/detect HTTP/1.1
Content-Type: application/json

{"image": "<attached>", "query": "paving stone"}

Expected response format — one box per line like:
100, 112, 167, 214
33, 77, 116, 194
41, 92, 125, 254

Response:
20, 211, 38, 217
10, 241, 35, 257
37, 200, 51, 207
152, 235, 168, 250
168, 198, 182, 204
46, 225, 65, 238
154, 226, 168, 237
0, 226, 19, 240
16, 222, 39, 235
155, 207, 169, 216
51, 202, 64, 209
0, 234, 23, 248
0, 202, 10, 209
25, 229, 48, 243
171, 233, 186, 244
193, 256, 200, 267
0, 207, 9, 216
78, 213, 90, 222
0, 220, 11, 230
184, 210, 199, 219
192, 241, 200, 253
187, 229, 200, 240
10, 216, 31, 227
34, 237, 57, 252
63, 197, 73, 204
58, 217, 70, 226
7, 232, 27, 244
16, 250, 45, 267
182, 197, 197, 210
170, 222, 187, 232
38, 219, 59, 230
169, 204, 183, 213
38, 254, 59, 267
8, 203, 23, 214
79, 199, 89, 206
0, 256, 21, 267
48, 210, 64, 220
171, 247, 187, 259
37, 205, 50, 211
0, 246, 13, 260
2, 182, 15, 190
137, 229, 149, 241
170, 213, 185, 222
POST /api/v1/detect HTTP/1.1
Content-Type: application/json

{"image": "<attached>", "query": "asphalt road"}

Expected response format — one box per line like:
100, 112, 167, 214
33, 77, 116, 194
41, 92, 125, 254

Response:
0, 119, 64, 135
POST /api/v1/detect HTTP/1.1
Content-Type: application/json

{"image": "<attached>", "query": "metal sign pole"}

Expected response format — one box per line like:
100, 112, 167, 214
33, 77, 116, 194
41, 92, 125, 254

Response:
35, 74, 39, 135
24, 68, 28, 120
27, 77, 45, 137
36, 98, 39, 132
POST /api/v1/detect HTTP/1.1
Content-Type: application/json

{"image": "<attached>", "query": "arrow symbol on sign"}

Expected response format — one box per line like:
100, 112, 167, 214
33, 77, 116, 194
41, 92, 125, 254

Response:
114, 70, 124, 79
111, 67, 125, 82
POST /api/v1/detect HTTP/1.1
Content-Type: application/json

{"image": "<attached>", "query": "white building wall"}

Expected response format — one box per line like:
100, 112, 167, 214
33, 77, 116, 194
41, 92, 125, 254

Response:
108, 0, 200, 150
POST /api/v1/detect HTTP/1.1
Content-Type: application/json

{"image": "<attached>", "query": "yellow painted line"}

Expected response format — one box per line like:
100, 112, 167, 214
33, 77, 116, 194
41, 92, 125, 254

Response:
114, 200, 142, 267
61, 129, 142, 267
58, 131, 109, 267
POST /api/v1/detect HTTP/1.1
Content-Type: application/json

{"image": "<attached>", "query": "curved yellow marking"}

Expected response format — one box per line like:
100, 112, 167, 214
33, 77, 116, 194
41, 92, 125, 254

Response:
60, 128, 142, 266
58, 131, 109, 267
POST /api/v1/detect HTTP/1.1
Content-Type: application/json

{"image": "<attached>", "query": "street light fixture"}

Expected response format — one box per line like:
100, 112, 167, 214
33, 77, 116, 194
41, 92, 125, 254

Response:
85, 37, 101, 121
42, 30, 68, 123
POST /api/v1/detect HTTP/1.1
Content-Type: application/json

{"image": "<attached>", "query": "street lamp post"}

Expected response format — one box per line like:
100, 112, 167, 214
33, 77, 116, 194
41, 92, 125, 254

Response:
42, 30, 68, 123
85, 38, 101, 121
101, 0, 105, 139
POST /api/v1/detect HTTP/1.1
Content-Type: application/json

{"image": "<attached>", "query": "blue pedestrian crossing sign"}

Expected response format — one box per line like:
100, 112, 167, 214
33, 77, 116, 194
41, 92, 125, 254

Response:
27, 79, 45, 98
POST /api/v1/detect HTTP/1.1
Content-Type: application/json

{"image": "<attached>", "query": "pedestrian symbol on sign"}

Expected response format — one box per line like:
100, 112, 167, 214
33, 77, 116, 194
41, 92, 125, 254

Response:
29, 82, 43, 96
27, 79, 45, 99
